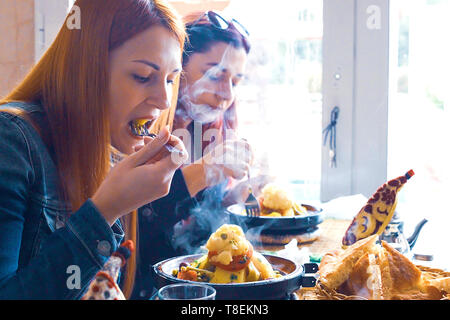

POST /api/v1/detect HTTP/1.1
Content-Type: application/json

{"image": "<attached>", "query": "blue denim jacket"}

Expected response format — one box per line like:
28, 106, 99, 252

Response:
0, 101, 202, 300
0, 102, 125, 299
0, 101, 222, 300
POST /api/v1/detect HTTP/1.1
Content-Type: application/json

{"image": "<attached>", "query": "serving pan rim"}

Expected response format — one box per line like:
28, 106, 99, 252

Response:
225, 203, 323, 220
152, 253, 304, 288
224, 203, 325, 232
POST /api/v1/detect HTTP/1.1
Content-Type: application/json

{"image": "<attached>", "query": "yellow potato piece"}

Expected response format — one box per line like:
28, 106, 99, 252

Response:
263, 212, 282, 217
205, 224, 249, 265
293, 203, 307, 215
261, 184, 293, 211
193, 255, 211, 270
245, 261, 261, 282
251, 251, 276, 280
210, 267, 246, 284
282, 208, 294, 217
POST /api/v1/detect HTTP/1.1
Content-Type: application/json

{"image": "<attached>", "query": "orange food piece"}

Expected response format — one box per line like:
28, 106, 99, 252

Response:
258, 196, 264, 210
177, 269, 198, 281
208, 245, 254, 272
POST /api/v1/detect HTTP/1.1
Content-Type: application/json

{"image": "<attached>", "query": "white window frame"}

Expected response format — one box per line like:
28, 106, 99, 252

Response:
321, 0, 390, 202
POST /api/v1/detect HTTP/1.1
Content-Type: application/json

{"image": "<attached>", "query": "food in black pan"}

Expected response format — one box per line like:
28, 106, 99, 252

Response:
172, 224, 282, 283
239, 183, 308, 217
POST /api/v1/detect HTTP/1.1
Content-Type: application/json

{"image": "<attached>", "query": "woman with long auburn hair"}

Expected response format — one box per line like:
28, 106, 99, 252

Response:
0, 0, 188, 299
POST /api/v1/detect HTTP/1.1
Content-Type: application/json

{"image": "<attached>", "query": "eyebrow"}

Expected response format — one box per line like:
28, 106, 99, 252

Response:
206, 62, 244, 78
132, 59, 181, 73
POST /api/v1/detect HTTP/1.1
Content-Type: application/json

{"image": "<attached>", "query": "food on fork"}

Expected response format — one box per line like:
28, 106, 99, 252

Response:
130, 118, 153, 137
342, 170, 415, 247
173, 224, 280, 284
130, 119, 185, 161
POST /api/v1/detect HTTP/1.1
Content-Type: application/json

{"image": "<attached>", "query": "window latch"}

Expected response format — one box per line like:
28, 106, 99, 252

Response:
322, 106, 340, 168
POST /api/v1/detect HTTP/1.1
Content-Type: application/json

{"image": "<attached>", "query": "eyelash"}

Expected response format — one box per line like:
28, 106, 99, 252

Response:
133, 74, 175, 85
205, 73, 238, 87
208, 74, 221, 81
133, 74, 150, 83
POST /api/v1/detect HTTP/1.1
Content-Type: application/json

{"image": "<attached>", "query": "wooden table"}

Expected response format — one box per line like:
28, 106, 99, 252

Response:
255, 218, 351, 256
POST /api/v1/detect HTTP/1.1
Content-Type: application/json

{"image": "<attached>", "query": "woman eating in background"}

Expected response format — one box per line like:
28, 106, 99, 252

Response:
175, 11, 254, 199
134, 11, 273, 299
0, 0, 187, 299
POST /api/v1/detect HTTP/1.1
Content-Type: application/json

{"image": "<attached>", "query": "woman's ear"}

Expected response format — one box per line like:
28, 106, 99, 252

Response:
178, 71, 190, 96
179, 70, 187, 84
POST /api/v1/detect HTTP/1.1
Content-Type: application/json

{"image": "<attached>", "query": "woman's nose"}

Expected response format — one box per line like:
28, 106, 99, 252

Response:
147, 82, 171, 110
215, 79, 234, 102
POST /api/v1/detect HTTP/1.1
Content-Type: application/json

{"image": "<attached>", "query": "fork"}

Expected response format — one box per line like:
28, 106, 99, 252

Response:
244, 170, 261, 217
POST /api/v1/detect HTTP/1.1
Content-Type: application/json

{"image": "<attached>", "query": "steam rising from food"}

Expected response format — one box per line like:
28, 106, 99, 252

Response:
169, 43, 265, 253
171, 182, 229, 255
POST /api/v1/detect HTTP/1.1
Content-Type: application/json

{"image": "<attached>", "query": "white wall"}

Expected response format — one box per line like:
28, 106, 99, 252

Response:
0, 0, 35, 97
34, 0, 70, 62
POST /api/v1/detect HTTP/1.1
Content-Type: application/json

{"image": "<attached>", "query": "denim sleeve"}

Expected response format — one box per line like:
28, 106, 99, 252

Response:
0, 115, 123, 299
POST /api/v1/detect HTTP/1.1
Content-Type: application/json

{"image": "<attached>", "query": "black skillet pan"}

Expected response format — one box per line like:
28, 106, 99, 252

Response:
224, 203, 324, 233
152, 254, 318, 300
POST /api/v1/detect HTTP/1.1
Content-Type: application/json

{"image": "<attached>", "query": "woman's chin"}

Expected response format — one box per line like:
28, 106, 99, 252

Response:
112, 135, 142, 156
190, 110, 222, 124
112, 144, 132, 156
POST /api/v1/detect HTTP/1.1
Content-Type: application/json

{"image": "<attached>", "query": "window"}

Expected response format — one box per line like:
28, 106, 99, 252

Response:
388, 0, 450, 263
68, 0, 75, 9
222, 0, 323, 202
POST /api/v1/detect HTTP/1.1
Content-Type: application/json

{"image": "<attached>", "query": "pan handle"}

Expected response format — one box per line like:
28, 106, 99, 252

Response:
300, 275, 317, 287
299, 263, 319, 288
303, 263, 319, 273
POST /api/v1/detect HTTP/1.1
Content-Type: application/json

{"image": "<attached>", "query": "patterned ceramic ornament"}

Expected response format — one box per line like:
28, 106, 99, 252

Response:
342, 170, 415, 247
82, 240, 134, 300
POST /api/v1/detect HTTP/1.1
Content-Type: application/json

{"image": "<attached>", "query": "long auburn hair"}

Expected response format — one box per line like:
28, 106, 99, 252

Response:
0, 0, 185, 298
177, 12, 251, 151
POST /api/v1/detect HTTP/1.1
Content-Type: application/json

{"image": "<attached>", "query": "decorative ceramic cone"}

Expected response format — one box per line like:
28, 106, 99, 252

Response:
342, 170, 415, 247
82, 240, 134, 300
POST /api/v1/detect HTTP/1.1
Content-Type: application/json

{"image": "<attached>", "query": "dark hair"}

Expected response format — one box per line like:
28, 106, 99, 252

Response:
182, 12, 251, 66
